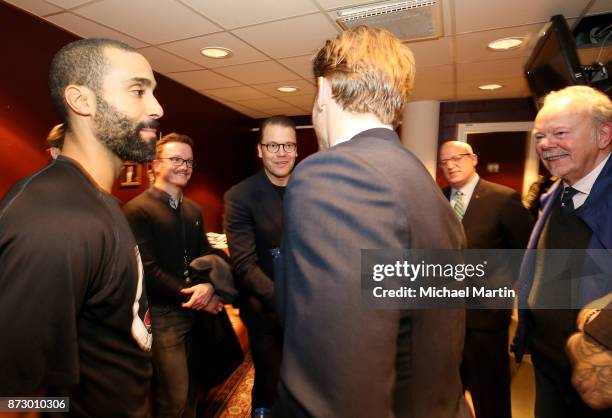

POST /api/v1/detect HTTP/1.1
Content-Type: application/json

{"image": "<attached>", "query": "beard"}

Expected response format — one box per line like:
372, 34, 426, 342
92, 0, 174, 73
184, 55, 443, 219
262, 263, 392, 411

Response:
94, 96, 159, 163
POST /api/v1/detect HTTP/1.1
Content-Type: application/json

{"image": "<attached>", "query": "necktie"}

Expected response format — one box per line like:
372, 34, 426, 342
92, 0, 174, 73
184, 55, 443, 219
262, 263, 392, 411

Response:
453, 190, 465, 221
560, 186, 579, 215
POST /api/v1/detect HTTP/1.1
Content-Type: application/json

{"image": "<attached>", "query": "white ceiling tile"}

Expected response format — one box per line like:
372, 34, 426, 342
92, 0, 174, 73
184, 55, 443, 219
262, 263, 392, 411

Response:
137, 47, 202, 73
278, 94, 315, 111
167, 70, 241, 90
457, 57, 529, 83
410, 82, 456, 102
202, 86, 270, 101
406, 36, 454, 67
219, 101, 270, 118
181, 0, 319, 29
455, 24, 544, 63
234, 96, 292, 111
46, 0, 91, 8
4, 0, 63, 15
263, 105, 308, 116
315, 0, 374, 11
44, 13, 148, 48
457, 79, 530, 100
454, 0, 591, 34
590, 0, 612, 14
414, 64, 454, 87
232, 13, 339, 58
159, 32, 268, 68
278, 54, 315, 80
215, 61, 301, 84
252, 79, 315, 97
74, 0, 221, 44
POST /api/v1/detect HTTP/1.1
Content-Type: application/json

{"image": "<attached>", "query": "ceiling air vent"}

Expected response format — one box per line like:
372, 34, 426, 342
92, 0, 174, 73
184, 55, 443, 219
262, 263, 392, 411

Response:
336, 0, 443, 42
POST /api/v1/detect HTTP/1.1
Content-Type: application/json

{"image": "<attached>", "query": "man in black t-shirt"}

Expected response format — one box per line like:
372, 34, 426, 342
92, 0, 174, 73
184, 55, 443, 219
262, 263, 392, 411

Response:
124, 133, 226, 418
0, 38, 163, 417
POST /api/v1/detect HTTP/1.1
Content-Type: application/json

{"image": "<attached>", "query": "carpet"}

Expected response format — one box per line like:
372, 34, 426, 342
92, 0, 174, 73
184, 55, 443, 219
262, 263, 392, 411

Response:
198, 352, 254, 418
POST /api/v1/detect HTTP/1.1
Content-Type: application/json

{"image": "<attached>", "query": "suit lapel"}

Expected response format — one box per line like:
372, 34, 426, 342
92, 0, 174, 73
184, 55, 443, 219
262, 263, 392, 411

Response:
461, 179, 485, 226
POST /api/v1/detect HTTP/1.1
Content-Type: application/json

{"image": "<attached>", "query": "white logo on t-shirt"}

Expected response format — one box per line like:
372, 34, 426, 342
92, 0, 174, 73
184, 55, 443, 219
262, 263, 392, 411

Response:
131, 246, 153, 351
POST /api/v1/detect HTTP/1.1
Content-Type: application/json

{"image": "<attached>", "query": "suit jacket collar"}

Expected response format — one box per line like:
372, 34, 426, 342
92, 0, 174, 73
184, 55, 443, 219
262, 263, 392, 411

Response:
349, 127, 399, 143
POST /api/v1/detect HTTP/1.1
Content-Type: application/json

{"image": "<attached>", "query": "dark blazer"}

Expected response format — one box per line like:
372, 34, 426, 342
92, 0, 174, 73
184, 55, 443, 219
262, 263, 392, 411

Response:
223, 170, 283, 329
275, 128, 470, 418
513, 155, 612, 362
443, 179, 534, 329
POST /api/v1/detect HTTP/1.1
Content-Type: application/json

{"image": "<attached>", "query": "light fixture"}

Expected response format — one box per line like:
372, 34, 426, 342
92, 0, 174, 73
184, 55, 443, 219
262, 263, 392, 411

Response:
478, 84, 503, 90
277, 85, 299, 93
488, 37, 524, 51
200, 47, 233, 59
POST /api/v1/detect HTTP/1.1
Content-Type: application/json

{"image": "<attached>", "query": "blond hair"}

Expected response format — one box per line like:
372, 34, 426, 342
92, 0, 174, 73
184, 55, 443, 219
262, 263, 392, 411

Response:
543, 86, 612, 125
313, 26, 415, 126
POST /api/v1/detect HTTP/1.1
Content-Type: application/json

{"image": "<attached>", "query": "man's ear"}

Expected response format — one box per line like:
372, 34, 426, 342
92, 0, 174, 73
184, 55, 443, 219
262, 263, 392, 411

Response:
597, 122, 612, 149
257, 143, 263, 159
64, 85, 94, 117
316, 77, 332, 110
471, 153, 478, 167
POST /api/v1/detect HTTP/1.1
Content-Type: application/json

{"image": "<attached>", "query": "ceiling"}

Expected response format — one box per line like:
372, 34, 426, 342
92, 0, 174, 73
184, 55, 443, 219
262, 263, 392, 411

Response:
4, 0, 611, 119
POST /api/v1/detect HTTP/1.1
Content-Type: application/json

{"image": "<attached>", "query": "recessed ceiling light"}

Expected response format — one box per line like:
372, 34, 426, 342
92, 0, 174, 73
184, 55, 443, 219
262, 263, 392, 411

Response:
277, 85, 299, 93
478, 84, 503, 90
200, 47, 233, 59
488, 37, 524, 51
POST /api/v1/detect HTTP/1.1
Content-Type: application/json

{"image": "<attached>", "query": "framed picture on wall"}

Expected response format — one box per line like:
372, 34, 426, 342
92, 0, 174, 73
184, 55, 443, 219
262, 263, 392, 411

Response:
120, 162, 142, 188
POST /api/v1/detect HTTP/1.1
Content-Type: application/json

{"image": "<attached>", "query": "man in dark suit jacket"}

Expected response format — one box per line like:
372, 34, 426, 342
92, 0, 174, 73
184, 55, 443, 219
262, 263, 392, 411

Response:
274, 26, 470, 418
223, 116, 298, 416
439, 140, 533, 418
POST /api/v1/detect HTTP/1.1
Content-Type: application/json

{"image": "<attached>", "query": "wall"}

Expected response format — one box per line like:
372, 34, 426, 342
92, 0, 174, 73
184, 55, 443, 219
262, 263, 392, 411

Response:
0, 2, 257, 231
436, 98, 538, 189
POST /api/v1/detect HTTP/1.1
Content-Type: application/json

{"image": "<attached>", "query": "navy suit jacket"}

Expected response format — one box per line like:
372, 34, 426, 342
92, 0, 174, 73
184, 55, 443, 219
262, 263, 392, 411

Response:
275, 128, 470, 418
513, 155, 612, 361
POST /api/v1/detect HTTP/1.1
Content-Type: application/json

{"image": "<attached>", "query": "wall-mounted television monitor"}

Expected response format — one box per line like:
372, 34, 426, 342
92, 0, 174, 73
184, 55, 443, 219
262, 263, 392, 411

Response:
525, 14, 587, 106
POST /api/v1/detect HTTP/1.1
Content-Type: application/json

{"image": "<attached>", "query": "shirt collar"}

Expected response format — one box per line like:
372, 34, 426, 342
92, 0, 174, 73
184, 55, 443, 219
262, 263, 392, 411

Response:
150, 186, 183, 209
564, 153, 610, 196
334, 122, 394, 146
453, 173, 479, 197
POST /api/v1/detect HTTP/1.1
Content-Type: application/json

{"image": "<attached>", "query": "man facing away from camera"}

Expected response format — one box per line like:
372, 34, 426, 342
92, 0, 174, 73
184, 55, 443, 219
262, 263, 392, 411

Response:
0, 38, 163, 417
274, 26, 470, 418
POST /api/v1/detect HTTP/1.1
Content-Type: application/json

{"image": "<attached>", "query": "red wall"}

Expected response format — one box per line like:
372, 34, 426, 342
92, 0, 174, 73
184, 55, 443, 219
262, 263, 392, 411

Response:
436, 98, 537, 192
0, 2, 257, 231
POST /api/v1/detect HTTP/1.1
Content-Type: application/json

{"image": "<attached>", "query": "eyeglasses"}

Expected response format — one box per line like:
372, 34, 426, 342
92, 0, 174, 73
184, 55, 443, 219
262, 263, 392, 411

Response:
260, 142, 297, 153
158, 157, 195, 168
438, 153, 472, 167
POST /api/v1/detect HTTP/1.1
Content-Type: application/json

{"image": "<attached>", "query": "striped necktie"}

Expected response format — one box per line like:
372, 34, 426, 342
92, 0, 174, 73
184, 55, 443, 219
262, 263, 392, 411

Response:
454, 190, 465, 221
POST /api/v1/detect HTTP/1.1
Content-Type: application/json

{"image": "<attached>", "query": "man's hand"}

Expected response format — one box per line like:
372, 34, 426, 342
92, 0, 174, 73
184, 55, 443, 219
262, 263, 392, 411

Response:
566, 331, 612, 410
202, 294, 224, 314
180, 283, 214, 310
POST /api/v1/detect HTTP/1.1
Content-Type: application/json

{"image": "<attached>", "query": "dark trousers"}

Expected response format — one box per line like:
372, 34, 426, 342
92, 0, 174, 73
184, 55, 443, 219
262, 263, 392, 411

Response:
461, 328, 512, 418
246, 323, 283, 409
151, 307, 197, 418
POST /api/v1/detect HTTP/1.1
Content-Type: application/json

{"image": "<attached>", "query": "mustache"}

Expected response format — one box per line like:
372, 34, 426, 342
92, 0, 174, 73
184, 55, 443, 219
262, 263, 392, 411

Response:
541, 149, 570, 159
137, 119, 161, 132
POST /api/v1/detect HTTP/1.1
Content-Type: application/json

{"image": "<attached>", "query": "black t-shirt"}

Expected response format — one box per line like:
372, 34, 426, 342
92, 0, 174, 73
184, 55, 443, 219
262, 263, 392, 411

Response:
0, 156, 152, 417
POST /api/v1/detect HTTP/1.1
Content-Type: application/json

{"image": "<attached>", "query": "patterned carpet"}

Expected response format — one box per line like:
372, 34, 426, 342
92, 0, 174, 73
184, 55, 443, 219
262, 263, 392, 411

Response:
198, 351, 254, 418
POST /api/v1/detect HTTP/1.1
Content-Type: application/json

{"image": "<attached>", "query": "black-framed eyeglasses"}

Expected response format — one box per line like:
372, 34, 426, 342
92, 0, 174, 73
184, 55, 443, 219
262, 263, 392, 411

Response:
158, 157, 195, 168
259, 142, 297, 153
438, 153, 472, 167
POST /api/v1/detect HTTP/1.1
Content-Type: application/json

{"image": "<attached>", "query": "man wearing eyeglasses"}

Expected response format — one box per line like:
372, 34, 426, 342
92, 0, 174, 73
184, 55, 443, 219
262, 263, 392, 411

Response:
223, 115, 298, 417
124, 132, 227, 418
439, 140, 533, 418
